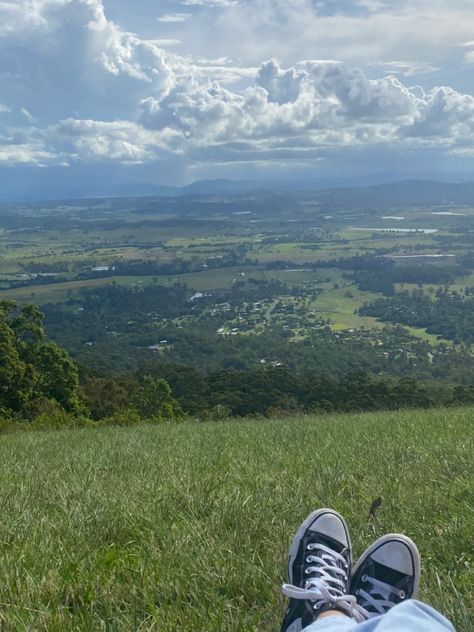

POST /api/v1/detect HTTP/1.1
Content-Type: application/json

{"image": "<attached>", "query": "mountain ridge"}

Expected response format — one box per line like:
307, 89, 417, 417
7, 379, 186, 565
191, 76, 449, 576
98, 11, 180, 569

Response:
2, 178, 474, 208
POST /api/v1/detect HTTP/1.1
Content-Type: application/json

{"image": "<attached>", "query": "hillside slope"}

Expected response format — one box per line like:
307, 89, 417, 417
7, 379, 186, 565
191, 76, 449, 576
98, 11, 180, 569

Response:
0, 408, 472, 630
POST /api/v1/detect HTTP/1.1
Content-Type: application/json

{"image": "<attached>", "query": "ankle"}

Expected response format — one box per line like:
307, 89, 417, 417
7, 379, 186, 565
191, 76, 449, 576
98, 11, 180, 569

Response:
317, 610, 349, 620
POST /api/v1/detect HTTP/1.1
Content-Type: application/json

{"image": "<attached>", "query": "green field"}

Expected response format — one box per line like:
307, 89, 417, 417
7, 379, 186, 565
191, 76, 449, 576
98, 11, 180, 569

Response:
0, 276, 163, 304
0, 408, 472, 630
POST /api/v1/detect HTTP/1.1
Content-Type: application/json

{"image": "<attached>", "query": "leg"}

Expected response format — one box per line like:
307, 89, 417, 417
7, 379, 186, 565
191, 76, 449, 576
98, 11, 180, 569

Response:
370, 600, 456, 631
303, 600, 455, 632
303, 612, 357, 632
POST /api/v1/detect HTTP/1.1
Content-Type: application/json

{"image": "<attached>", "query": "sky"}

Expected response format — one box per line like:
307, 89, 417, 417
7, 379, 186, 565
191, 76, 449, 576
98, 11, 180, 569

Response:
1, 0, 474, 197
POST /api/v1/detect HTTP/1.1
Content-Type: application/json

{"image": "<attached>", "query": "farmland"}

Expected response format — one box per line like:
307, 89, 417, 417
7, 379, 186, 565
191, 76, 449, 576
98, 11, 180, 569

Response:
2, 190, 474, 379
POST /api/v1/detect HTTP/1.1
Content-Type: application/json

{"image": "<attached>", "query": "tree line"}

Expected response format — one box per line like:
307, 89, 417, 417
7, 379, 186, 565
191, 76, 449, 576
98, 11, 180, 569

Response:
360, 289, 474, 344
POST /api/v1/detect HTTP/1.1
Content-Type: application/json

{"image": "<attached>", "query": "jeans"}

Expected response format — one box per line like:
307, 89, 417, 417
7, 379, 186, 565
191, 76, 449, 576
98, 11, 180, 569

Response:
303, 600, 456, 632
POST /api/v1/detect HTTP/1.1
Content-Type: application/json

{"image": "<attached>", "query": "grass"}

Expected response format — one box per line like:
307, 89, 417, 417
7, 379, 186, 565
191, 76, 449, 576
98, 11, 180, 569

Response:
0, 408, 472, 630
0, 276, 161, 304
0, 268, 266, 303
307, 272, 385, 331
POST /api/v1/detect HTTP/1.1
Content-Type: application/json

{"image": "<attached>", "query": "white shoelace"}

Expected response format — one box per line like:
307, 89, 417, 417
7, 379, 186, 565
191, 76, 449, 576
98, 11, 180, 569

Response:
355, 575, 404, 620
282, 543, 364, 623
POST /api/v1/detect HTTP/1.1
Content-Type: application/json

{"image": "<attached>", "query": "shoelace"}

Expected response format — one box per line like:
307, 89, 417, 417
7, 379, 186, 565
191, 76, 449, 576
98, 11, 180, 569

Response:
355, 575, 405, 620
282, 543, 364, 623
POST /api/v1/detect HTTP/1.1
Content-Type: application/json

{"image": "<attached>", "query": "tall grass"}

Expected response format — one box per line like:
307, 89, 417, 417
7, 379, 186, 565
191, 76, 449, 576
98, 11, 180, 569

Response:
0, 408, 472, 630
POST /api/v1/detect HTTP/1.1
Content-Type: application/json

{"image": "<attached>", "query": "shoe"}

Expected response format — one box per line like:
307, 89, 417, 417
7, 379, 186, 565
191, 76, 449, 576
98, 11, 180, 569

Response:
281, 508, 360, 632
350, 534, 421, 620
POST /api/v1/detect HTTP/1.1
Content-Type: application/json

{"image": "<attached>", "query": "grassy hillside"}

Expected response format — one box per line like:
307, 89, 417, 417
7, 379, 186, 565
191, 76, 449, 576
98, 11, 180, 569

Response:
0, 409, 472, 631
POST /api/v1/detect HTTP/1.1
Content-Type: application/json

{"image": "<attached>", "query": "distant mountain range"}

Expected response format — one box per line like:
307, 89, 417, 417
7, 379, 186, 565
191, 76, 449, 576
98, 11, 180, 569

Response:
107, 178, 474, 206
312, 180, 474, 209
1, 170, 474, 208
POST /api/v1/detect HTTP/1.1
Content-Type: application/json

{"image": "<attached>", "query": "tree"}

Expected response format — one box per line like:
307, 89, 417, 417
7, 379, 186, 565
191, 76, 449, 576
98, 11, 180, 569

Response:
31, 342, 81, 413
0, 320, 28, 413
390, 377, 432, 409
132, 375, 182, 421
0, 300, 82, 418
137, 363, 208, 413
450, 385, 474, 405
82, 376, 138, 420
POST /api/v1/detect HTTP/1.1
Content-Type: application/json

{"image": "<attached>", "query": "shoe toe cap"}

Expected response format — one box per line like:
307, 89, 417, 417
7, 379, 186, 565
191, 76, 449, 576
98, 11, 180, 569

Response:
309, 512, 349, 547
371, 541, 414, 575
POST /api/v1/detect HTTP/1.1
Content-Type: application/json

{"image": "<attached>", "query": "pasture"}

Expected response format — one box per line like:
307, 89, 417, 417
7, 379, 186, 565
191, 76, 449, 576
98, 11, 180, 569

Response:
0, 408, 472, 630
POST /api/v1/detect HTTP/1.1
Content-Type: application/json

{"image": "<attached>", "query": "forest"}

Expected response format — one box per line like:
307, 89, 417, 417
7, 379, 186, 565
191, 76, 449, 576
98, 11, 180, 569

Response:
360, 289, 474, 343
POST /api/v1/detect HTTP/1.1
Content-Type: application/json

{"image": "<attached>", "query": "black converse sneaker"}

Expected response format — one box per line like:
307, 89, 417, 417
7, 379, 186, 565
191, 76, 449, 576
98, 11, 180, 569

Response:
350, 534, 421, 620
281, 508, 360, 632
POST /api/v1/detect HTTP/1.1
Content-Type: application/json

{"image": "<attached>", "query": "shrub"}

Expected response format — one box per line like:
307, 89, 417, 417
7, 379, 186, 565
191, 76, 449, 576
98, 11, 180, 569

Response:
198, 404, 232, 422
29, 411, 93, 431
99, 407, 141, 427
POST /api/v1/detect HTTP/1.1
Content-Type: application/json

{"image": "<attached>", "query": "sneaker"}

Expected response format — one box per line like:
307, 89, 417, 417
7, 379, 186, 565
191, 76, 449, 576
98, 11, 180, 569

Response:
350, 534, 421, 620
281, 508, 360, 632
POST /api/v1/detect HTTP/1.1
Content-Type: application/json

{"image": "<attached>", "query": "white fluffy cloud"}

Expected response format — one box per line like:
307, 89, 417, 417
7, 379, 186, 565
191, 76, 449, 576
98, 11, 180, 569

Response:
157, 13, 191, 23
178, 0, 240, 6
50, 119, 171, 163
0, 0, 473, 177
404, 88, 474, 141
138, 58, 474, 162
0, 0, 174, 122
0, 144, 54, 165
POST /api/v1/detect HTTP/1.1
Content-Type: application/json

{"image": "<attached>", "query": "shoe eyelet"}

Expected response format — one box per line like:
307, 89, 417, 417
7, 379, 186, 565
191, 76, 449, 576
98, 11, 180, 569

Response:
307, 544, 314, 551
305, 568, 311, 575
399, 591, 405, 599
361, 574, 368, 582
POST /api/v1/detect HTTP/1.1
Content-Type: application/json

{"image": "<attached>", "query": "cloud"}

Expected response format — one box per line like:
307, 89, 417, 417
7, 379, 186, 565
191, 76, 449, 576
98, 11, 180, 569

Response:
0, 0, 175, 122
0, 125, 53, 165
3, 53, 474, 170
0, 144, 54, 165
187, 0, 474, 75
257, 60, 308, 105
50, 118, 169, 163
138, 58, 474, 163
403, 87, 474, 140
87, 2, 174, 87
157, 13, 191, 23
138, 57, 474, 170
0, 0, 474, 178
465, 52, 474, 64
177, 0, 240, 6
305, 63, 419, 122
371, 61, 440, 77
3, 116, 180, 166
